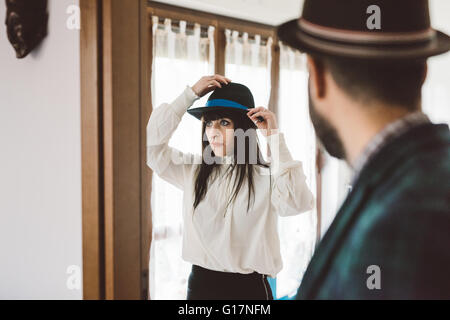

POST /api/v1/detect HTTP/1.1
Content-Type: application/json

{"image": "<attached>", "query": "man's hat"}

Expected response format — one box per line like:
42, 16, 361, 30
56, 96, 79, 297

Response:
277, 0, 450, 60
187, 83, 261, 128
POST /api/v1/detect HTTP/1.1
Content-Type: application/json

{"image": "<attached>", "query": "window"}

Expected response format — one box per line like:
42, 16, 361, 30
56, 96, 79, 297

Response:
150, 16, 215, 300
224, 30, 272, 107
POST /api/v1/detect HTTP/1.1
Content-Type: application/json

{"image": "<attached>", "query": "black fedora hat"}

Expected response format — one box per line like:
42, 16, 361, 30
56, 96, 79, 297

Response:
277, 0, 450, 60
187, 82, 262, 128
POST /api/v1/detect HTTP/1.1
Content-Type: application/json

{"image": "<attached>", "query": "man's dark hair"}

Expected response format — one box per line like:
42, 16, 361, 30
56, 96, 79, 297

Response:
313, 55, 427, 111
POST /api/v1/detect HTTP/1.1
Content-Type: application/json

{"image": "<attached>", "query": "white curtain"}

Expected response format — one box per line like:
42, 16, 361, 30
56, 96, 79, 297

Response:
275, 41, 318, 299
225, 30, 273, 107
150, 16, 215, 300
222, 32, 320, 299
319, 153, 352, 237
224, 29, 273, 160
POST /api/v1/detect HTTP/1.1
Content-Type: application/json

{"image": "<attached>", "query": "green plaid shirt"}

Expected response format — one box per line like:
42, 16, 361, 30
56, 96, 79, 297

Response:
297, 115, 450, 299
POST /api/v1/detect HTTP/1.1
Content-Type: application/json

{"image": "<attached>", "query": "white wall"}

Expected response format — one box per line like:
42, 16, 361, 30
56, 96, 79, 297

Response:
0, 0, 82, 299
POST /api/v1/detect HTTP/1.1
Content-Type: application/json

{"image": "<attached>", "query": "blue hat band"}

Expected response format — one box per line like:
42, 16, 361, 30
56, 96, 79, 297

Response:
205, 99, 249, 111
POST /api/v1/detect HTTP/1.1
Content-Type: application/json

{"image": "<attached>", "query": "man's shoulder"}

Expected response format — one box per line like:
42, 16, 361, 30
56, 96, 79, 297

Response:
357, 122, 450, 188
367, 155, 449, 218
370, 126, 450, 198
353, 135, 450, 234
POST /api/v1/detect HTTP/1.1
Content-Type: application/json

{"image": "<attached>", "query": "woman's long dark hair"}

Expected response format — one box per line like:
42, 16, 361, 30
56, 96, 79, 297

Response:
193, 109, 270, 213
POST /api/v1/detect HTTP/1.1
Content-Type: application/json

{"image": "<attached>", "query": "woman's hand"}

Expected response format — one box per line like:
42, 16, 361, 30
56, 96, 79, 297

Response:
247, 107, 279, 137
191, 75, 232, 97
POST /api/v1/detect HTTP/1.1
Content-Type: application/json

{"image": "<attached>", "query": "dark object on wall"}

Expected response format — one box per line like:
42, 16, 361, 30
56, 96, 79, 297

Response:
5, 0, 48, 59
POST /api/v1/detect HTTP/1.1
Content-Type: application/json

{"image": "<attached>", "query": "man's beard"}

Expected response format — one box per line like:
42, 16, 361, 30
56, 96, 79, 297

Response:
308, 91, 346, 160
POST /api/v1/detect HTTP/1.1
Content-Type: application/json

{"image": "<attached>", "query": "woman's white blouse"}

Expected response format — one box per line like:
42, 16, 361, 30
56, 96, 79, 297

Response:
146, 85, 315, 278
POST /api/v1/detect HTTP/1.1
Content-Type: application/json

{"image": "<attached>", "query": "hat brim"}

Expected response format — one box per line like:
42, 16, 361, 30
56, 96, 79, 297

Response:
277, 19, 450, 60
187, 106, 257, 128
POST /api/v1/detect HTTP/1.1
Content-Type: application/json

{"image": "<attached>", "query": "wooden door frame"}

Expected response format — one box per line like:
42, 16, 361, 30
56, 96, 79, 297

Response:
80, 0, 152, 299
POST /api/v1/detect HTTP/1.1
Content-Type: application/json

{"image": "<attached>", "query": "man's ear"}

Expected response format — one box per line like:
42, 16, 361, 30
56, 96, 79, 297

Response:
421, 61, 428, 86
307, 55, 326, 98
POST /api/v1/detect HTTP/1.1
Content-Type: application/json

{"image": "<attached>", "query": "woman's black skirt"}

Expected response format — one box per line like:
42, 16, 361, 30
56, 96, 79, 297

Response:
187, 264, 274, 300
